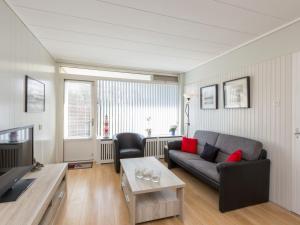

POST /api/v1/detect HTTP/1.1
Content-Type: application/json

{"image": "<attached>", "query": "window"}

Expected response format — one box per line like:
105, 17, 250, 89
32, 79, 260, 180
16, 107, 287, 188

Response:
64, 80, 92, 138
97, 80, 179, 137
60, 66, 152, 81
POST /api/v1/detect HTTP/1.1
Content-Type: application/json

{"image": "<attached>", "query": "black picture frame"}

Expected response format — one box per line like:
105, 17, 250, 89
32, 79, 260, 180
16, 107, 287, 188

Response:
200, 84, 218, 110
25, 75, 45, 113
223, 76, 250, 109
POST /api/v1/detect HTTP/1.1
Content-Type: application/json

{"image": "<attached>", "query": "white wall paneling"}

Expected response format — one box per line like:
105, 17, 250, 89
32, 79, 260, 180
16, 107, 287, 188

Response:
0, 0, 57, 163
184, 54, 293, 210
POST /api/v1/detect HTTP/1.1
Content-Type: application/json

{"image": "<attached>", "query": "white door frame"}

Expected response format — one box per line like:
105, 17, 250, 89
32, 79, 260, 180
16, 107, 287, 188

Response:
62, 78, 97, 162
292, 52, 300, 215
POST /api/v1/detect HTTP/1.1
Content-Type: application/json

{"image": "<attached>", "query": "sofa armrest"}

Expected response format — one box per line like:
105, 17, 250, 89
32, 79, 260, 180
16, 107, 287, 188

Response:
164, 140, 182, 163
218, 159, 270, 212
217, 159, 270, 174
167, 140, 182, 150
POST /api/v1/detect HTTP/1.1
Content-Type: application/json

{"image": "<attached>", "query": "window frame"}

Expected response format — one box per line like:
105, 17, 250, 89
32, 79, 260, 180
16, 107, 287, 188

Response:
60, 66, 182, 141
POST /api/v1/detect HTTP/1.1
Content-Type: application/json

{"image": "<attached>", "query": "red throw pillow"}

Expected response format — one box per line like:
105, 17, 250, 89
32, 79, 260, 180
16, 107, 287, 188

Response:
181, 137, 198, 154
226, 149, 242, 162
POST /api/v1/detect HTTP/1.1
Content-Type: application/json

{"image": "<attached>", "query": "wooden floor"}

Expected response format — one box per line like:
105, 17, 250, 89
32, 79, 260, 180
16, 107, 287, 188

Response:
56, 163, 300, 225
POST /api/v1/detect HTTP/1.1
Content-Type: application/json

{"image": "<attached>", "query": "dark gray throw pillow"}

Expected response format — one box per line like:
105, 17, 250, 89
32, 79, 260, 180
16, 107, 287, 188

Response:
200, 143, 220, 162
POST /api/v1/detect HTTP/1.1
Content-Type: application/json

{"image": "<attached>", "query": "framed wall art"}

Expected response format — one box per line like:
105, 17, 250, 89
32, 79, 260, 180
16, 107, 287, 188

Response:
223, 76, 250, 109
200, 84, 218, 110
25, 75, 45, 113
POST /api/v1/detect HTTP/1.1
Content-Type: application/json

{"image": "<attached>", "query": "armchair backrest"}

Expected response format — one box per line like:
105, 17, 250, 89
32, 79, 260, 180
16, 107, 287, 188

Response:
115, 133, 145, 150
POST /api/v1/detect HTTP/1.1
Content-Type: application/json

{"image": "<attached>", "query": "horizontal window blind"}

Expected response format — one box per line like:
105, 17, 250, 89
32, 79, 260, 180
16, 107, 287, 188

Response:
97, 80, 179, 137
64, 80, 92, 138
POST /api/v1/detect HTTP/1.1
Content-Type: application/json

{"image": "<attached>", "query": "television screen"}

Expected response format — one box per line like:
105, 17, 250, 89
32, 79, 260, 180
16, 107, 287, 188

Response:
0, 126, 34, 199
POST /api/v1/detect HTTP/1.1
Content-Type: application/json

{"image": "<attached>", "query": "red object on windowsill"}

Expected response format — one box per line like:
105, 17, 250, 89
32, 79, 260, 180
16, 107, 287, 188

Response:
226, 149, 243, 162
181, 137, 198, 154
103, 115, 109, 138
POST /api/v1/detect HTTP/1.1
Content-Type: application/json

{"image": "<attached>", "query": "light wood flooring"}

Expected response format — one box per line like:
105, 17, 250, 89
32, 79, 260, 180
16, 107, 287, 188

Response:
56, 163, 300, 225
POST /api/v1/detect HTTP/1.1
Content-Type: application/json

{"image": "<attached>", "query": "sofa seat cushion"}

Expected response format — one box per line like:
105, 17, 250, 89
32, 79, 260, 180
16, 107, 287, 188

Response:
169, 150, 220, 182
187, 159, 220, 182
169, 150, 201, 161
120, 148, 142, 158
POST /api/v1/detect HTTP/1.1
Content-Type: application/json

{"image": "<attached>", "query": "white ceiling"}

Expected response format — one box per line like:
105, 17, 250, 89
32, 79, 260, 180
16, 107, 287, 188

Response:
5, 0, 300, 74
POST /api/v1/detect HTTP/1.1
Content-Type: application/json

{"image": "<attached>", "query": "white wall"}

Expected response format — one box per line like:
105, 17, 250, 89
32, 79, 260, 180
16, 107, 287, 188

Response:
184, 20, 300, 210
0, 0, 57, 163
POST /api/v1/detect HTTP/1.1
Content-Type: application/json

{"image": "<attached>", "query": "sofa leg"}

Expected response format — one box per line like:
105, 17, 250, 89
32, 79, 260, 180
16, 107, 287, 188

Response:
164, 148, 169, 163
115, 161, 120, 173
168, 159, 178, 169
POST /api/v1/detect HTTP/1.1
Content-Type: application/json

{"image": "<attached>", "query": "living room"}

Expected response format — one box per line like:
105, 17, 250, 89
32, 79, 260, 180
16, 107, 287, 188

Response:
1, 0, 300, 225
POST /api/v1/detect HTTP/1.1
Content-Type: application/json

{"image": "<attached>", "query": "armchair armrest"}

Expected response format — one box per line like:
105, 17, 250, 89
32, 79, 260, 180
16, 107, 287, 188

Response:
217, 159, 270, 212
135, 134, 146, 154
113, 136, 120, 157
112, 135, 120, 173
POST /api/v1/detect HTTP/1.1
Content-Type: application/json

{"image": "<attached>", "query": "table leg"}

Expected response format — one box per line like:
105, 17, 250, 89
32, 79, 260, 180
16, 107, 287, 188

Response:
177, 188, 184, 220
120, 165, 123, 188
130, 194, 136, 225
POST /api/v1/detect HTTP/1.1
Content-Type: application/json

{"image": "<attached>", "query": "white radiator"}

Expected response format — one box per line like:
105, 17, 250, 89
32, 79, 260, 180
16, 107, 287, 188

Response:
157, 138, 174, 158
96, 139, 114, 164
96, 136, 181, 164
145, 139, 158, 157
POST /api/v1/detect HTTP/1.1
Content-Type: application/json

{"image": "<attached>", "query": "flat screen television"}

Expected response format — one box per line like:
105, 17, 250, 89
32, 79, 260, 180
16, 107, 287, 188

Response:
0, 125, 35, 202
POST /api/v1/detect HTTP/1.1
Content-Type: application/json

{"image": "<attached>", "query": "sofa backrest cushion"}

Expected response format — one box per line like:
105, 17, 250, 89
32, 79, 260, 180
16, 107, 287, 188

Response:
214, 134, 263, 161
193, 130, 219, 155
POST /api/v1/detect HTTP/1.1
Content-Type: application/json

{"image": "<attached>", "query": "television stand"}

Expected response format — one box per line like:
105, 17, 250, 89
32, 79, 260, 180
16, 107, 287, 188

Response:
0, 178, 35, 203
0, 163, 67, 225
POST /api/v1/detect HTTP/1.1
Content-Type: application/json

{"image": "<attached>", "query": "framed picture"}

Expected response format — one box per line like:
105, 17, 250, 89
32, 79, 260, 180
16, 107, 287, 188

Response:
223, 76, 250, 109
200, 84, 218, 109
25, 75, 45, 112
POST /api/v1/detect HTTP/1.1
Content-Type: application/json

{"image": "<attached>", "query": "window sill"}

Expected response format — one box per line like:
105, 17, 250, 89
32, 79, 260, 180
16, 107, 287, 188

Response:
97, 136, 113, 141
146, 134, 182, 139
96, 134, 182, 141
64, 137, 93, 141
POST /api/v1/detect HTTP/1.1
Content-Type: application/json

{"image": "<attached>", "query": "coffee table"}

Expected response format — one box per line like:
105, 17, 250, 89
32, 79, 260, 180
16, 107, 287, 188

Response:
120, 157, 185, 225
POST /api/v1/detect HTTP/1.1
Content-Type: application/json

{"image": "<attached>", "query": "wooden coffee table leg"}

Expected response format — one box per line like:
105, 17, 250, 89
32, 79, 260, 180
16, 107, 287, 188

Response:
177, 188, 184, 220
120, 166, 123, 188
130, 194, 136, 225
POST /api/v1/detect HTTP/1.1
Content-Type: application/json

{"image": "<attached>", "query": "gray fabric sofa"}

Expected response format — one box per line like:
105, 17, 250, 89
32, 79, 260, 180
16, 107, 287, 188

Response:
164, 130, 270, 212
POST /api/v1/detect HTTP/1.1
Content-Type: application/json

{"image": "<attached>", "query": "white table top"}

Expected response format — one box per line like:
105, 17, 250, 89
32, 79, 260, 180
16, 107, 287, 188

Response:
120, 157, 185, 194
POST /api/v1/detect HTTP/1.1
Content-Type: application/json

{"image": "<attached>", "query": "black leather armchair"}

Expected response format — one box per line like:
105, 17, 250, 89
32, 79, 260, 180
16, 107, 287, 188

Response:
113, 133, 146, 173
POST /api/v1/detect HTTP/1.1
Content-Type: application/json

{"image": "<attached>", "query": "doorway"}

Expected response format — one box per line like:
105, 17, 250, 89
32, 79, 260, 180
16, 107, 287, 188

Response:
63, 80, 96, 162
